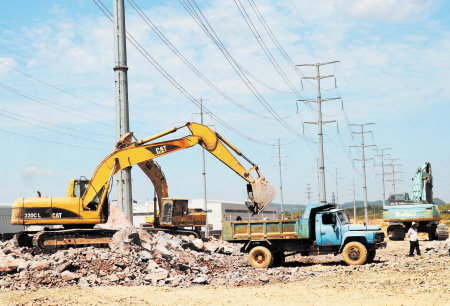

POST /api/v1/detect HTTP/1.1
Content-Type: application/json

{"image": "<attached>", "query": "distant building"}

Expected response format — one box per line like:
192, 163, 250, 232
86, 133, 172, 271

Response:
129, 199, 279, 230
132, 202, 155, 228
0, 203, 25, 238
190, 199, 278, 231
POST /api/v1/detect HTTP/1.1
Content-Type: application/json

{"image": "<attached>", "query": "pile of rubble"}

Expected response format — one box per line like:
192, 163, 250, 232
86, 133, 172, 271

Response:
0, 227, 251, 290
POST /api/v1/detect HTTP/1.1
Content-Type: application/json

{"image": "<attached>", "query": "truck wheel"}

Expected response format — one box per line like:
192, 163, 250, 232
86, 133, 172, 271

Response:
248, 246, 274, 268
365, 249, 376, 264
343, 242, 368, 266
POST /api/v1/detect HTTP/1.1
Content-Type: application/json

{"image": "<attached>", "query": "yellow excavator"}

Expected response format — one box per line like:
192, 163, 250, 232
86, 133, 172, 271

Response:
12, 122, 276, 250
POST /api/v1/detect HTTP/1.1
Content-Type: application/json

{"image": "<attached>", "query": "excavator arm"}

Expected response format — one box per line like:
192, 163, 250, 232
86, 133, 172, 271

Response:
81, 122, 275, 215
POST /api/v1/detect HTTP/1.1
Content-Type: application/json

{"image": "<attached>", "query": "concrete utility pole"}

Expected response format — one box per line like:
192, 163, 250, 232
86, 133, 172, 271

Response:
316, 158, 320, 202
386, 158, 402, 193
275, 139, 286, 219
200, 99, 208, 237
297, 61, 340, 203
335, 168, 341, 207
374, 148, 391, 206
349, 180, 358, 224
192, 99, 211, 237
113, 0, 132, 222
306, 183, 312, 205
350, 123, 375, 224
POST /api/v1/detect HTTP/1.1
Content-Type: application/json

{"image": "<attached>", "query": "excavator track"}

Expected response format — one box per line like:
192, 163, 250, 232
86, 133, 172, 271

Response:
13, 231, 38, 248
32, 229, 118, 251
436, 224, 449, 241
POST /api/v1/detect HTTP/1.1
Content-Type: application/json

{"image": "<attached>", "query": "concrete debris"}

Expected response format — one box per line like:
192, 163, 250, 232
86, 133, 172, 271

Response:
0, 228, 242, 290
3, 228, 449, 292
192, 274, 208, 284
425, 241, 442, 252
95, 204, 134, 230
61, 271, 77, 282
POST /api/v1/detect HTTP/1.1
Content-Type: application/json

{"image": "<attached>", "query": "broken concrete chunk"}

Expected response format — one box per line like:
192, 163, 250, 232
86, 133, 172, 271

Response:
140, 251, 152, 261
192, 274, 208, 284
61, 271, 77, 281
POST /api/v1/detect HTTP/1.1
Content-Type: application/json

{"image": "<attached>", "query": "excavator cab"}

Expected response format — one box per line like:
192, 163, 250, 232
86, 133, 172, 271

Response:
74, 180, 89, 198
160, 199, 174, 225
67, 179, 89, 197
158, 198, 205, 228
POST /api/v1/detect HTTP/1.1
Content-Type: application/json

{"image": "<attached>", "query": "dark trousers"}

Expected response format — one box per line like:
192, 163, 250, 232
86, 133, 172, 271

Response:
409, 240, 421, 256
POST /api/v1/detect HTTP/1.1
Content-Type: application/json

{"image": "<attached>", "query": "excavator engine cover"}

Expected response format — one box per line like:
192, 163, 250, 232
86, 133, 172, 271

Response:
247, 177, 276, 215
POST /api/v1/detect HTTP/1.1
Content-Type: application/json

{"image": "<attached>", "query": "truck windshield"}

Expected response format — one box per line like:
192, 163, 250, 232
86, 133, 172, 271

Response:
338, 211, 350, 225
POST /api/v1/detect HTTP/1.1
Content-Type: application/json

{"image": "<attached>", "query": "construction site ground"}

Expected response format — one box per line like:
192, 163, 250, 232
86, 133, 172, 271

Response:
1, 223, 450, 306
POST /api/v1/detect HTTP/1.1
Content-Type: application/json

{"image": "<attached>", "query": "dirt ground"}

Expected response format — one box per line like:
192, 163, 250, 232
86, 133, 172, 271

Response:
1, 231, 449, 306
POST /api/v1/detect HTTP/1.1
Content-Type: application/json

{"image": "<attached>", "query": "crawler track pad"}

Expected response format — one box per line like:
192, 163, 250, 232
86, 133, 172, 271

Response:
250, 177, 276, 215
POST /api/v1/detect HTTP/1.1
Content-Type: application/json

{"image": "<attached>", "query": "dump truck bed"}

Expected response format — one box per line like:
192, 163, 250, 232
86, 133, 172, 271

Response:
222, 218, 310, 241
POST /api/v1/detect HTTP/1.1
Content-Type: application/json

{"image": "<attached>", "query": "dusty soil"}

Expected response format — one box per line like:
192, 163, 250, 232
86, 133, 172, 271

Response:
1, 235, 449, 306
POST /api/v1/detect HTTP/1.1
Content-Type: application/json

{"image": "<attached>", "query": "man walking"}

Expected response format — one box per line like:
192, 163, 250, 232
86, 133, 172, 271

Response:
408, 222, 421, 257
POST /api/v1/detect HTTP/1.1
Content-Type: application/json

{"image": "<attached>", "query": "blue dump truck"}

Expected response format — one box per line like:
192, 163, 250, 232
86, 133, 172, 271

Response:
222, 203, 386, 268
384, 162, 449, 241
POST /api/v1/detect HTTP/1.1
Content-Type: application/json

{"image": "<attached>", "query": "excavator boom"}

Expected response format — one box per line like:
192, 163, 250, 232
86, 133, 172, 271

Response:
82, 122, 275, 214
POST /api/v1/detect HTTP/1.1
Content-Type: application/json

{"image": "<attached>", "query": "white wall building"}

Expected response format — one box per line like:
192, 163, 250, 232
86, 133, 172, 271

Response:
190, 199, 278, 231
128, 199, 279, 230
132, 202, 155, 228
0, 203, 25, 235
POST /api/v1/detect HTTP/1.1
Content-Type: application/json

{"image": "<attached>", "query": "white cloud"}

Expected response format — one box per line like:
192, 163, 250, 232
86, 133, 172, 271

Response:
22, 166, 55, 179
349, 0, 436, 21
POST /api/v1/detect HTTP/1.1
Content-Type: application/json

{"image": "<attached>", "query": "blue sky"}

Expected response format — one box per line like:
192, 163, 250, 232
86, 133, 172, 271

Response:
0, 0, 449, 206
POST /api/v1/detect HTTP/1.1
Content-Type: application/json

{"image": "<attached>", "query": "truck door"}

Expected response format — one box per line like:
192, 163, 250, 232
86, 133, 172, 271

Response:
316, 213, 341, 246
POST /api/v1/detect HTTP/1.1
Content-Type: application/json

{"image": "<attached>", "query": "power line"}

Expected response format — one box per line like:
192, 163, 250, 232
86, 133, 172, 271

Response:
306, 183, 312, 205
385, 158, 403, 193
0, 112, 112, 145
273, 139, 287, 218
298, 61, 341, 203
94, 0, 277, 146
350, 123, 375, 224
234, 0, 306, 100
0, 108, 114, 138
0, 82, 115, 127
202, 0, 296, 95
0, 128, 108, 152
374, 148, 391, 206
0, 60, 113, 111
127, 0, 286, 120
348, 180, 358, 224
177, 0, 312, 142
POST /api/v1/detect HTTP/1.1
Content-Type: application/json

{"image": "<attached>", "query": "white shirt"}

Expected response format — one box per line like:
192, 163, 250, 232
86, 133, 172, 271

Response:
408, 227, 418, 241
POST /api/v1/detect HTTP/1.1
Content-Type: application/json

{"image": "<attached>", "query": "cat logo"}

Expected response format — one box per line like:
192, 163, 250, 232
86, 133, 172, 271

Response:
147, 144, 180, 156
155, 146, 166, 155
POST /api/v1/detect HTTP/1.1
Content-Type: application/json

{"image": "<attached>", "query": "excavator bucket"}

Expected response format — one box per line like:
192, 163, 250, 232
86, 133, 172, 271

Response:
246, 177, 276, 215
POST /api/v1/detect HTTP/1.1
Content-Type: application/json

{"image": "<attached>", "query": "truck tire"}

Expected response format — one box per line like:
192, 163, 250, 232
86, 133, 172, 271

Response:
365, 249, 376, 264
248, 246, 274, 268
343, 242, 368, 266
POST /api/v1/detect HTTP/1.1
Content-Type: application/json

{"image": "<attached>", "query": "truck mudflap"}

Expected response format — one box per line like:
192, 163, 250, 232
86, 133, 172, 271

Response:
375, 242, 387, 249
